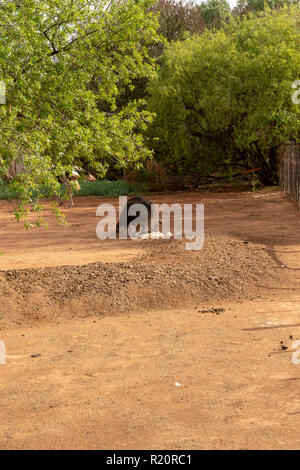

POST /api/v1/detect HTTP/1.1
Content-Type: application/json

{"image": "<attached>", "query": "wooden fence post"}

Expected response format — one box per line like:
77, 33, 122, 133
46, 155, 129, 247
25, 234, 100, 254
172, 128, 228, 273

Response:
280, 142, 300, 208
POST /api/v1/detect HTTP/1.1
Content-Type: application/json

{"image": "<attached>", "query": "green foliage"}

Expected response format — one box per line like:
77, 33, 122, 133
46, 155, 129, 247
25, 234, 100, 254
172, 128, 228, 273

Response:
0, 182, 21, 200
0, 0, 159, 216
200, 0, 232, 28
236, 0, 299, 14
151, 0, 205, 43
148, 6, 300, 184
77, 179, 145, 197
0, 179, 144, 200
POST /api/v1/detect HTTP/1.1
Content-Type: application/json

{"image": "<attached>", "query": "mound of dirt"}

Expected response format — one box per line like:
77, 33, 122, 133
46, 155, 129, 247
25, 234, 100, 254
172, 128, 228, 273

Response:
0, 233, 283, 327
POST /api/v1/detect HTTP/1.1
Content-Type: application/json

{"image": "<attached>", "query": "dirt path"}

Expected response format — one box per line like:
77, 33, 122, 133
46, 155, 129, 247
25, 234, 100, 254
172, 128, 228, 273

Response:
1, 187, 300, 449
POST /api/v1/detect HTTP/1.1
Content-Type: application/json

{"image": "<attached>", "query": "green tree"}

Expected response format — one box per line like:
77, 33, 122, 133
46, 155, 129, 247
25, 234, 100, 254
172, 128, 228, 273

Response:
0, 0, 159, 217
148, 6, 300, 184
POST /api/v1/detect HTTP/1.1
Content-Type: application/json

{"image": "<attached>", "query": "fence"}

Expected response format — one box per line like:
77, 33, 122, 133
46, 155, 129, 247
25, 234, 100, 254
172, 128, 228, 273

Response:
279, 143, 300, 205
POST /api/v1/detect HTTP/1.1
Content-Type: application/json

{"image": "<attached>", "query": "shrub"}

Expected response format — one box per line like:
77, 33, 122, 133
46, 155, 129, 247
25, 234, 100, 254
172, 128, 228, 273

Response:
148, 6, 300, 185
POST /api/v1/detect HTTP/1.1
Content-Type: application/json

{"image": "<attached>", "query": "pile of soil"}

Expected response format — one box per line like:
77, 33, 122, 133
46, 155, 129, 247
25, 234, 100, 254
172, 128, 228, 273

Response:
0, 233, 283, 326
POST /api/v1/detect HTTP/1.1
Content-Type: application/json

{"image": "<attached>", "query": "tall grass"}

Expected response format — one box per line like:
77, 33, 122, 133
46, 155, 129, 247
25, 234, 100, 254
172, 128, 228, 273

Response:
77, 179, 145, 198
0, 179, 145, 201
0, 179, 21, 199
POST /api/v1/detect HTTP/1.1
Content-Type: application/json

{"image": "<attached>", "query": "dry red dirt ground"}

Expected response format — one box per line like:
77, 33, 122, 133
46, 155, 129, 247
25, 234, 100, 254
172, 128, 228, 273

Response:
1, 187, 300, 449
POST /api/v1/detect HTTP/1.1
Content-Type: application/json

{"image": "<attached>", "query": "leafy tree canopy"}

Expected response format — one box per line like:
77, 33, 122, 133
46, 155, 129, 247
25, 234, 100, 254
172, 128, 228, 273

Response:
200, 0, 232, 28
148, 6, 300, 184
0, 0, 159, 216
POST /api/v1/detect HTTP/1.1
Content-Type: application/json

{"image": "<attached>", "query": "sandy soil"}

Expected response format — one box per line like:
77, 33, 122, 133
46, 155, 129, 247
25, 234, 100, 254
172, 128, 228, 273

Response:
0, 186, 297, 270
1, 187, 300, 449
